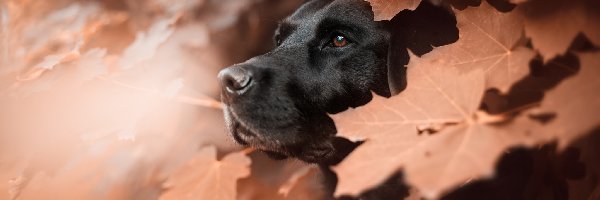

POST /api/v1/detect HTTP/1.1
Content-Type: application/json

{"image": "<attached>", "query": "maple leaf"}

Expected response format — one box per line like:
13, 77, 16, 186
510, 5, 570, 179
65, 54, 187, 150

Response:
520, 0, 600, 61
443, 0, 482, 10
433, 2, 534, 92
367, 0, 421, 21
332, 50, 550, 198
530, 52, 600, 148
331, 2, 548, 197
331, 9, 599, 197
118, 17, 175, 70
279, 166, 326, 200
73, 48, 108, 81
509, 0, 528, 4
442, 0, 517, 11
160, 146, 251, 200
565, 130, 600, 200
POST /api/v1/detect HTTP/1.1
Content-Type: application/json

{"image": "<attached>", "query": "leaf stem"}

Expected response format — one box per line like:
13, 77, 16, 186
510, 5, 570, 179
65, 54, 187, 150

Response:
241, 147, 256, 155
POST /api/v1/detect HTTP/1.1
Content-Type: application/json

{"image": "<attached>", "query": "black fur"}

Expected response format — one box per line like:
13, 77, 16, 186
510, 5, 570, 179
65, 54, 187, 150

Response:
218, 0, 458, 163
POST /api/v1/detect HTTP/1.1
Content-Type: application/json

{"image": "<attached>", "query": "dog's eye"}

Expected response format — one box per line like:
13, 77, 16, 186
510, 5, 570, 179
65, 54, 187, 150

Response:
331, 35, 348, 47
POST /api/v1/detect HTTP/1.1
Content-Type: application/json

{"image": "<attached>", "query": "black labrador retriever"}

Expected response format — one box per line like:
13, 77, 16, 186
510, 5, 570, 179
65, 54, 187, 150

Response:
218, 0, 458, 163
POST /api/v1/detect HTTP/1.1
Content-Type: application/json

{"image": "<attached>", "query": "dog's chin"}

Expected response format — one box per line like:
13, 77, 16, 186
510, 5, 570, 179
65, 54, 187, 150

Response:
223, 106, 274, 149
223, 106, 336, 163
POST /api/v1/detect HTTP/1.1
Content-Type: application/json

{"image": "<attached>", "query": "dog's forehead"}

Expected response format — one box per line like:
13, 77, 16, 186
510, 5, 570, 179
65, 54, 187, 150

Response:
281, 0, 374, 37
290, 0, 370, 19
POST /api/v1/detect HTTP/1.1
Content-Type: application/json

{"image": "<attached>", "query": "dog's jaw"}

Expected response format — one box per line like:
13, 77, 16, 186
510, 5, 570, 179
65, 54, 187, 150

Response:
223, 104, 337, 163
224, 105, 282, 150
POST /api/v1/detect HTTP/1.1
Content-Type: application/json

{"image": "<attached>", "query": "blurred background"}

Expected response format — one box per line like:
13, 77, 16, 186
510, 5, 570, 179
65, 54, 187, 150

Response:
0, 0, 322, 199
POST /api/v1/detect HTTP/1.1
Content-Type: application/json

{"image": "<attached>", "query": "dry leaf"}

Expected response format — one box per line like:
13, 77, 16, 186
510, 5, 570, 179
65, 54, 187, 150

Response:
509, 0, 528, 4
367, 0, 421, 21
332, 49, 549, 198
160, 146, 251, 200
331, 20, 597, 198
74, 48, 108, 81
521, 0, 600, 61
562, 130, 600, 200
436, 2, 534, 92
279, 166, 325, 200
443, 0, 482, 10
331, 3, 551, 196
532, 52, 600, 148
118, 18, 175, 70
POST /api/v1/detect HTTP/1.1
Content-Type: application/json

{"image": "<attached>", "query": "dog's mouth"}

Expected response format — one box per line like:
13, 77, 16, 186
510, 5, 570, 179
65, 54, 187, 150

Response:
224, 106, 265, 147
223, 105, 338, 163
230, 120, 254, 146
224, 105, 291, 153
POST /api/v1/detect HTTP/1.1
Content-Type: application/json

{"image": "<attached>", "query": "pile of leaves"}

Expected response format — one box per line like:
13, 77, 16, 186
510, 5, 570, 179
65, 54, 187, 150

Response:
0, 0, 598, 199
333, 0, 600, 199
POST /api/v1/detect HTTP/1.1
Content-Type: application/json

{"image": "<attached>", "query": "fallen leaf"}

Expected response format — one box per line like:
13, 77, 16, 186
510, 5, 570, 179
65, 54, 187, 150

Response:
443, 0, 522, 11
118, 17, 175, 70
509, 0, 528, 3
74, 48, 108, 81
331, 3, 550, 195
563, 129, 600, 200
533, 52, 600, 148
279, 166, 325, 200
331, 13, 597, 197
520, 0, 600, 61
367, 0, 421, 21
160, 146, 251, 200
236, 153, 323, 200
443, 0, 482, 10
481, 54, 579, 115
435, 2, 534, 92
332, 50, 547, 198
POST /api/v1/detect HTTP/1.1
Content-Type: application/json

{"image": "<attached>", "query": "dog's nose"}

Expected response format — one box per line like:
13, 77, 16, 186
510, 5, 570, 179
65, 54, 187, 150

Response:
218, 67, 253, 94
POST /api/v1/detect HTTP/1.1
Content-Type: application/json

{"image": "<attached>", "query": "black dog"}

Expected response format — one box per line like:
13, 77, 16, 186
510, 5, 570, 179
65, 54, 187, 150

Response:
218, 0, 458, 163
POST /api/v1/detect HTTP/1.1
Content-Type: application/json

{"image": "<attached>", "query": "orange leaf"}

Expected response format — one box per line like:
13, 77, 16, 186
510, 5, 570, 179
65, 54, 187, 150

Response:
435, 2, 533, 92
521, 0, 600, 61
160, 146, 251, 200
366, 0, 421, 21
332, 2, 546, 197
533, 52, 600, 148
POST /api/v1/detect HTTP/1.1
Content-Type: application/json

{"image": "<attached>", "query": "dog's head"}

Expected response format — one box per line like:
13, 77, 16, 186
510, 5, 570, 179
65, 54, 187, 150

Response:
218, 0, 457, 163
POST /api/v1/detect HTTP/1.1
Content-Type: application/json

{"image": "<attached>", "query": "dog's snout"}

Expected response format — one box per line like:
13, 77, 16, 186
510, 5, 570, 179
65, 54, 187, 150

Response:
218, 66, 253, 95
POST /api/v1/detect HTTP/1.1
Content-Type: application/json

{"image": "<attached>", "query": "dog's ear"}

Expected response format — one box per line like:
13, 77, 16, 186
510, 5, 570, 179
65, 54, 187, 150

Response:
382, 1, 459, 95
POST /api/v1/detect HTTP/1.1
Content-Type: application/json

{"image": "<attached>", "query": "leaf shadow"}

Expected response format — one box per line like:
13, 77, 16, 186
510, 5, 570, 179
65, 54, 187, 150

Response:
441, 126, 600, 200
443, 0, 516, 12
328, 127, 600, 200
384, 0, 459, 95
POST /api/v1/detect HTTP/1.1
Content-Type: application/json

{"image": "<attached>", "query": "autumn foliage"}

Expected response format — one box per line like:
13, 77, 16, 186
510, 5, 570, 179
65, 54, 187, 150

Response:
0, 0, 599, 200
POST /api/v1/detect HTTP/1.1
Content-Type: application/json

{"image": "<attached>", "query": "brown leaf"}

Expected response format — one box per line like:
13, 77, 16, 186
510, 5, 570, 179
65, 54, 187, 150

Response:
367, 0, 422, 21
444, 0, 518, 12
521, 0, 600, 61
533, 52, 600, 148
564, 129, 600, 200
279, 166, 325, 200
509, 0, 528, 3
481, 54, 579, 115
443, 0, 482, 10
333, 51, 547, 198
118, 17, 175, 70
160, 146, 251, 200
332, 3, 546, 197
237, 153, 308, 200
435, 2, 533, 92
